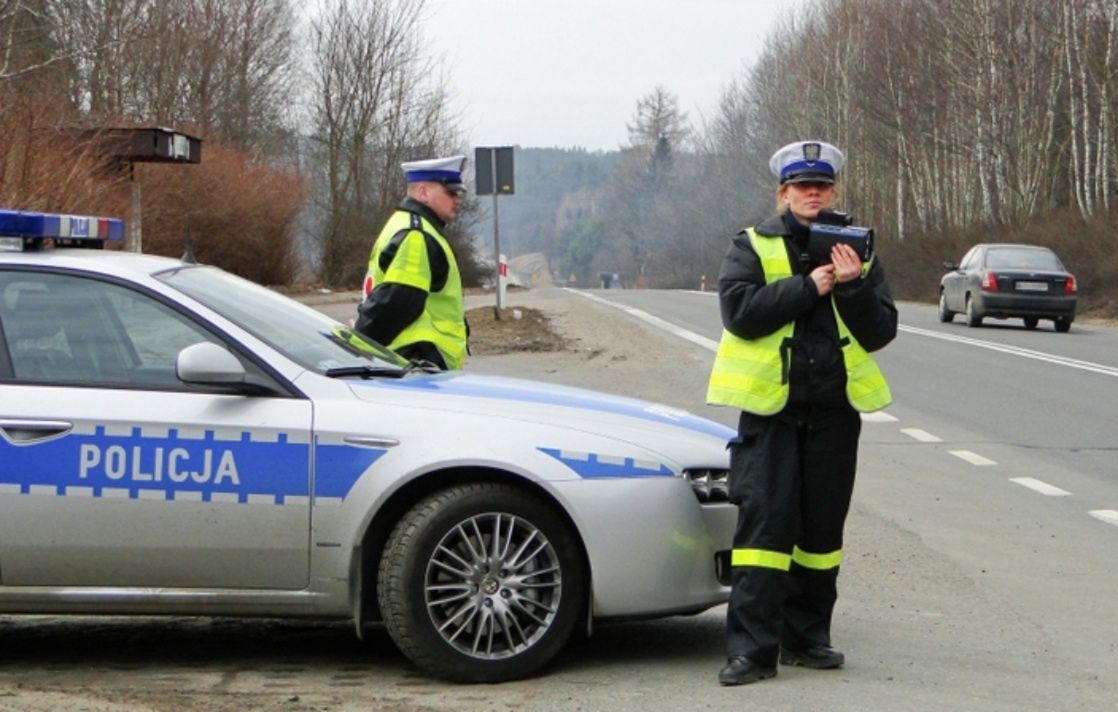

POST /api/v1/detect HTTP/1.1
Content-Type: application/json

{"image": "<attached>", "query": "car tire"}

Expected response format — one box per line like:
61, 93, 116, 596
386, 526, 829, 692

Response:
965, 295, 982, 327
1023, 317, 1039, 330
377, 482, 585, 683
1054, 317, 1072, 333
938, 291, 955, 323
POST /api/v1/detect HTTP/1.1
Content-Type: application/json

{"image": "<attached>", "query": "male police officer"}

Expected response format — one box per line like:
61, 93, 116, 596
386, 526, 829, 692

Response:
707, 140, 897, 686
356, 155, 469, 370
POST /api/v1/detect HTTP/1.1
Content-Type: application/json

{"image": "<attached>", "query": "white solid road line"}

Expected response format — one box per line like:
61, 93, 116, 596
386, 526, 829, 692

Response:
569, 289, 720, 352
901, 427, 942, 442
901, 325, 1118, 378
1009, 477, 1071, 496
949, 449, 997, 466
570, 289, 900, 424
573, 291, 1118, 529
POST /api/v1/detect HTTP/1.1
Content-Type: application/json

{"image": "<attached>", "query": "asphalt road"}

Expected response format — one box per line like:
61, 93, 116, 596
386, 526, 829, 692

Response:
563, 287, 1118, 708
321, 287, 1118, 709
2, 288, 1114, 711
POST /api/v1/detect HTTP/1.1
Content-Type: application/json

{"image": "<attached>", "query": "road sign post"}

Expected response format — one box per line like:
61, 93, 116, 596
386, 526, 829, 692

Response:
475, 146, 515, 318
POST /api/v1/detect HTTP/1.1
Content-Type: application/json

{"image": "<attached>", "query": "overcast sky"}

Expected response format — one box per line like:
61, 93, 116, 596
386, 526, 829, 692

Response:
424, 0, 807, 152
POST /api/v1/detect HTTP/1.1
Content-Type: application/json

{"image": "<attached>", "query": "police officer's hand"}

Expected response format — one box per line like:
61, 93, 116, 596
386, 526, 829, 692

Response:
831, 243, 863, 283
810, 264, 836, 296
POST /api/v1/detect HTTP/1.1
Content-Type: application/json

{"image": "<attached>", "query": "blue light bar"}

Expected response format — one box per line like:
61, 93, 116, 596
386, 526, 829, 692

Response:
0, 209, 125, 252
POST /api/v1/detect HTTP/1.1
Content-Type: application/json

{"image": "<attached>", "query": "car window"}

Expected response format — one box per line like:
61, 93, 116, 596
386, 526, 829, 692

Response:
960, 247, 980, 269
0, 271, 223, 388
157, 265, 408, 373
985, 247, 1062, 270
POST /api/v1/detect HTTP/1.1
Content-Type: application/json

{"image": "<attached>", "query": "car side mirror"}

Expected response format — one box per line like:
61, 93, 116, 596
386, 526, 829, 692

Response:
943, 261, 959, 271
176, 341, 246, 385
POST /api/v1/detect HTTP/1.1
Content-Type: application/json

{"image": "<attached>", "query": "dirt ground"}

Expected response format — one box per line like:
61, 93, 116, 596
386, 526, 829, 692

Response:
465, 296, 571, 356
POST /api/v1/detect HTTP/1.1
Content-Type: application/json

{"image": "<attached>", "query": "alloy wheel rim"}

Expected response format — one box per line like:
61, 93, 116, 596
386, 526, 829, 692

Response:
424, 512, 562, 660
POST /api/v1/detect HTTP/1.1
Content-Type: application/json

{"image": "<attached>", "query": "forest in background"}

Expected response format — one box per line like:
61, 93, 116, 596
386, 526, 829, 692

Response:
508, 0, 1118, 314
2, 0, 1117, 315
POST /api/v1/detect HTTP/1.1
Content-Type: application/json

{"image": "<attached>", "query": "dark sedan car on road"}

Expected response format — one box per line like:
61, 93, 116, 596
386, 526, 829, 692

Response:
939, 243, 1078, 332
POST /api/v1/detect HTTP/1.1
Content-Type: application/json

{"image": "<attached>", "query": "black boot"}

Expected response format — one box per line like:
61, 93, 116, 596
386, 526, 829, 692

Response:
779, 645, 844, 669
718, 656, 778, 686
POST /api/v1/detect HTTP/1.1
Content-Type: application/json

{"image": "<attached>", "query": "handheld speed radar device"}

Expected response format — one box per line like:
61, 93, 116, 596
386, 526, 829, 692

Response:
808, 209, 873, 266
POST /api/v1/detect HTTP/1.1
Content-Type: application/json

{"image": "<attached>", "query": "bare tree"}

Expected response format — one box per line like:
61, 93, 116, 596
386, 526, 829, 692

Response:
1062, 0, 1118, 217
594, 87, 693, 285
308, 0, 461, 286
42, 0, 295, 154
626, 86, 690, 151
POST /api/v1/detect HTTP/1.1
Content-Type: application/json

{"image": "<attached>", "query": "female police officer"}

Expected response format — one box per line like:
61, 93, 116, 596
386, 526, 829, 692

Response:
706, 140, 897, 686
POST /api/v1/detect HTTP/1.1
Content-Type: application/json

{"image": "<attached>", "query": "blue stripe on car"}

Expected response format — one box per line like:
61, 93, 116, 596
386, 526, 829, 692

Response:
0, 427, 382, 504
538, 448, 673, 478
356, 374, 735, 440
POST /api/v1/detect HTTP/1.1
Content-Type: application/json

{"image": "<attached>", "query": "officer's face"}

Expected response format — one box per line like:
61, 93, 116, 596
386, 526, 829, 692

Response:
782, 181, 835, 225
421, 182, 464, 222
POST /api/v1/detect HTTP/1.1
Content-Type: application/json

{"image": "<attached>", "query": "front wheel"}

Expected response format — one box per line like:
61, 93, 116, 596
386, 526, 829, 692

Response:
1023, 317, 1039, 330
1054, 317, 1072, 333
938, 291, 955, 323
378, 482, 585, 682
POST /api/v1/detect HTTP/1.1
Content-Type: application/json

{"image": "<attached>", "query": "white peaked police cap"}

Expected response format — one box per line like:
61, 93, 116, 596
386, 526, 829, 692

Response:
401, 155, 467, 194
769, 141, 844, 184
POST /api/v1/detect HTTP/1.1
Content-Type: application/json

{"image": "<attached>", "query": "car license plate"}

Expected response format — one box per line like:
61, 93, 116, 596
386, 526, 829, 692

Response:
1016, 281, 1049, 292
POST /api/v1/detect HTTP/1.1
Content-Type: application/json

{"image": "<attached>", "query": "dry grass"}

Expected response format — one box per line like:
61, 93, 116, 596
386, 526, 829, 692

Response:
466, 306, 570, 355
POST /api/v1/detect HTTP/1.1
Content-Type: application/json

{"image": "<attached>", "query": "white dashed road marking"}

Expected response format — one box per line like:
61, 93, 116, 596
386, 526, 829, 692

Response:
1009, 477, 1071, 496
901, 428, 942, 442
1089, 510, 1118, 527
949, 450, 997, 466
861, 411, 898, 423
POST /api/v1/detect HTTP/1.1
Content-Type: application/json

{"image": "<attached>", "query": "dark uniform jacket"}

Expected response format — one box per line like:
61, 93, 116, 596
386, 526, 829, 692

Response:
717, 212, 898, 408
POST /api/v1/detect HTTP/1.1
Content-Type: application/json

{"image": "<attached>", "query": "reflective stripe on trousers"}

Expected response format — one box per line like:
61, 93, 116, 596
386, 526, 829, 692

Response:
732, 545, 843, 572
725, 403, 860, 663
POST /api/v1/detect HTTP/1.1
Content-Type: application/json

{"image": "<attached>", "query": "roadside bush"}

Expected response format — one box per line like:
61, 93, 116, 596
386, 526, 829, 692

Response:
138, 143, 305, 286
0, 98, 127, 216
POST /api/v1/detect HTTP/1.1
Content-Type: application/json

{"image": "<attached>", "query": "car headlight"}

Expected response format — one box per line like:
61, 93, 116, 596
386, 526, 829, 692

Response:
684, 468, 729, 503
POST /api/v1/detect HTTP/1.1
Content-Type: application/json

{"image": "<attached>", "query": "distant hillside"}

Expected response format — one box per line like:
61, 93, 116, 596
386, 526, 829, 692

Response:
470, 147, 619, 265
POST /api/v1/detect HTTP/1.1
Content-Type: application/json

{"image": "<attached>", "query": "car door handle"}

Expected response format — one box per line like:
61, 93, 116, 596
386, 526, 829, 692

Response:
0, 419, 74, 444
343, 435, 399, 449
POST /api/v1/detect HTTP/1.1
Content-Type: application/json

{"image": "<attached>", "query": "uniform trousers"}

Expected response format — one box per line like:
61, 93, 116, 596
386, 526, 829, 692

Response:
725, 400, 861, 665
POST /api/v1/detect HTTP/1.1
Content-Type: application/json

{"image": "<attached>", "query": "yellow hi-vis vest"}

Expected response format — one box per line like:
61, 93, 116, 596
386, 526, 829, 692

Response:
706, 228, 892, 414
366, 210, 467, 370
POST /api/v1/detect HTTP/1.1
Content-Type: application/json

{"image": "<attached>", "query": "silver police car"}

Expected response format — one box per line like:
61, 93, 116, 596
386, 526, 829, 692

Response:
0, 210, 735, 682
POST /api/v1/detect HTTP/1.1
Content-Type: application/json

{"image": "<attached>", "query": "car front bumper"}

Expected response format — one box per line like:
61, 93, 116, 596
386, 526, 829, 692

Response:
554, 476, 735, 618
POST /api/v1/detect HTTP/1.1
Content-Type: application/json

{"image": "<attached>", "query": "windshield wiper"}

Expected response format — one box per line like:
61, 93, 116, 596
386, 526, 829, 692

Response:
324, 359, 441, 379
324, 365, 410, 379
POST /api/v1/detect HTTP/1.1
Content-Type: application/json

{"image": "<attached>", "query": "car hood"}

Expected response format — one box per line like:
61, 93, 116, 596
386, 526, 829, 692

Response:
347, 372, 735, 454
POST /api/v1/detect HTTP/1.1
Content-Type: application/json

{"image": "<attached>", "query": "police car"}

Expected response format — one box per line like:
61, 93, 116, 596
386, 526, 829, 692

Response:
0, 210, 735, 682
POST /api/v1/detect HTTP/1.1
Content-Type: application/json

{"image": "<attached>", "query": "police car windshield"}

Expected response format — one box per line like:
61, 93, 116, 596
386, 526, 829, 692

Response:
156, 266, 409, 373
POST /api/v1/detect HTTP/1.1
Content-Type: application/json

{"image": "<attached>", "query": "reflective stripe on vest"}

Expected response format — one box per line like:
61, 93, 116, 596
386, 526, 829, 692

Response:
367, 210, 467, 370
706, 227, 891, 413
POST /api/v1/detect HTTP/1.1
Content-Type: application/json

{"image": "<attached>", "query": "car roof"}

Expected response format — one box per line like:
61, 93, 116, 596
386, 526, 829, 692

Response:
974, 243, 1056, 252
0, 247, 189, 281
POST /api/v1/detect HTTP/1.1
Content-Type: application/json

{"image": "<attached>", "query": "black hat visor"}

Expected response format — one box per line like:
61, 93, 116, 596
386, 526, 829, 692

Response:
782, 169, 835, 185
